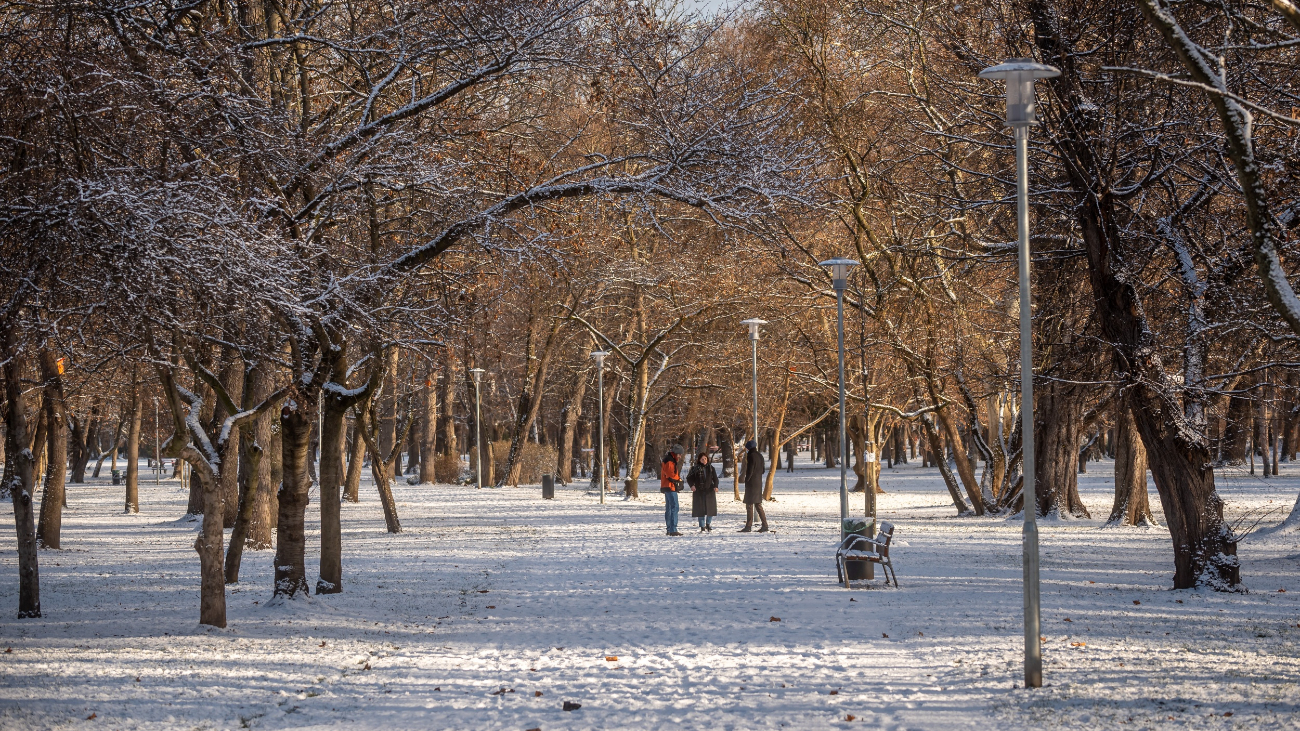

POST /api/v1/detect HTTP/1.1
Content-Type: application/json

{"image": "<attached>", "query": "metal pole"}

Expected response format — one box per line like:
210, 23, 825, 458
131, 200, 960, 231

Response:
751, 337, 759, 444
836, 285, 849, 537
1016, 123, 1043, 689
597, 365, 606, 504
474, 381, 482, 491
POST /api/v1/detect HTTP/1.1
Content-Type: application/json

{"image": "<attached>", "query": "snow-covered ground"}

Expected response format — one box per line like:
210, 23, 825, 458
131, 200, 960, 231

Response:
1, 455, 1298, 730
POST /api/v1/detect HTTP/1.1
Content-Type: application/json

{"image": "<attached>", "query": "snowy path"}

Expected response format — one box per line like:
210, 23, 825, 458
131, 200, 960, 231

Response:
2, 456, 1299, 730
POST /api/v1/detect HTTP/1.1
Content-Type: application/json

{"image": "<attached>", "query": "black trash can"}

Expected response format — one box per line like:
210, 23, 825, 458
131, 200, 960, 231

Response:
841, 518, 875, 581
111, 469, 121, 486
541, 474, 555, 499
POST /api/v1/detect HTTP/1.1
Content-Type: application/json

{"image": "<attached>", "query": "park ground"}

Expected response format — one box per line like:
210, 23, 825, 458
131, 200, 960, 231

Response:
1, 455, 1299, 730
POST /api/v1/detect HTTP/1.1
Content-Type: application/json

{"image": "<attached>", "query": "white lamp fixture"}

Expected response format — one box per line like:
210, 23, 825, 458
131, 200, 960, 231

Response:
978, 58, 1060, 127
819, 258, 859, 289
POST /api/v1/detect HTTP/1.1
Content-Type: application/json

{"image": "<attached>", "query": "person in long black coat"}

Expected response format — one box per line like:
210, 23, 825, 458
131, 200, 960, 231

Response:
740, 439, 769, 532
686, 452, 719, 531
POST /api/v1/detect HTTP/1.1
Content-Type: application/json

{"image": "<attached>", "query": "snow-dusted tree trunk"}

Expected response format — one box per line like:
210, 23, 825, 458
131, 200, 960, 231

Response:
3, 331, 41, 618
36, 350, 68, 549
124, 371, 141, 514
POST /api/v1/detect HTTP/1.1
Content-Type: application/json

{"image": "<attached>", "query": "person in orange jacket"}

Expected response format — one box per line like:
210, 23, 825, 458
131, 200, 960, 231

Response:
660, 445, 685, 536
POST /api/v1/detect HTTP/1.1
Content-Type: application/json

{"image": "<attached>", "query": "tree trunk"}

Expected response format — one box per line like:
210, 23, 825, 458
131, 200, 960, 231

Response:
213, 351, 245, 528
922, 413, 972, 515
184, 446, 225, 627
418, 375, 437, 484
317, 397, 348, 594
224, 433, 264, 583
249, 406, 280, 548
556, 366, 589, 484
938, 405, 985, 514
4, 336, 41, 618
125, 372, 142, 514
273, 406, 313, 598
344, 417, 364, 501
37, 350, 68, 549
1108, 397, 1156, 526
1034, 382, 1089, 518
1031, 0, 1240, 589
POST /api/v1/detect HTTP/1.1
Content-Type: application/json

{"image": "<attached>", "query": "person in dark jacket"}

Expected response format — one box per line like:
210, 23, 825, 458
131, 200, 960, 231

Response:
660, 445, 685, 536
686, 452, 719, 531
740, 439, 769, 532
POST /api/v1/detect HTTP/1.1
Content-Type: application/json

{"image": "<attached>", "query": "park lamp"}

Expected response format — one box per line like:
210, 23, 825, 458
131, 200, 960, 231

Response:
591, 350, 609, 366
819, 258, 859, 290
740, 318, 768, 341
978, 58, 1060, 127
469, 367, 485, 385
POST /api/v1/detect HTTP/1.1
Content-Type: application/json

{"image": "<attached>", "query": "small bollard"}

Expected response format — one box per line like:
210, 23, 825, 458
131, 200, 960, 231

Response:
541, 474, 555, 499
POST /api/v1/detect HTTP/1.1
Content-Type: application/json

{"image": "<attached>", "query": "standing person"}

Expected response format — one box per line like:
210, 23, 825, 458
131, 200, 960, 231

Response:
687, 452, 719, 532
740, 439, 769, 532
660, 445, 685, 536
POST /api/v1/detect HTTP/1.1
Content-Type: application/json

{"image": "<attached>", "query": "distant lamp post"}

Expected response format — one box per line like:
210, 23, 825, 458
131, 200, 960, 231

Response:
818, 258, 858, 538
979, 57, 1060, 691
740, 319, 768, 446
469, 368, 485, 491
591, 350, 610, 504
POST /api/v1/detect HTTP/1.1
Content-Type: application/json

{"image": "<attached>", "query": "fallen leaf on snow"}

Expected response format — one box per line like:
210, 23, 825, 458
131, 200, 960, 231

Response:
489, 687, 514, 696
1063, 618, 1072, 622
1070, 642, 1086, 647
563, 701, 582, 711
86, 714, 96, 721
882, 633, 888, 638
1133, 600, 1141, 605
770, 617, 781, 622
846, 714, 856, 721
534, 691, 543, 697
319, 642, 326, 647
829, 690, 838, 695
1225, 712, 1234, 717
1279, 589, 1287, 593
605, 656, 618, 661
478, 590, 489, 594
486, 606, 496, 609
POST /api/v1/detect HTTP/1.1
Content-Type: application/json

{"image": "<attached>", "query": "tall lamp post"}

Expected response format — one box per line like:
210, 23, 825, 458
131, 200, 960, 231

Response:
591, 351, 610, 504
819, 258, 858, 538
469, 368, 485, 491
740, 319, 768, 445
979, 57, 1060, 690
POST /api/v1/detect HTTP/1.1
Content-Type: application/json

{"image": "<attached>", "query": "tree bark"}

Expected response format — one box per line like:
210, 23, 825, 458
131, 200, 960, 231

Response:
1034, 381, 1089, 518
3, 334, 41, 618
124, 371, 142, 514
36, 350, 68, 549
316, 397, 348, 593
418, 375, 437, 484
556, 364, 589, 484
1108, 396, 1157, 526
212, 350, 245, 528
274, 405, 313, 598
344, 416, 364, 501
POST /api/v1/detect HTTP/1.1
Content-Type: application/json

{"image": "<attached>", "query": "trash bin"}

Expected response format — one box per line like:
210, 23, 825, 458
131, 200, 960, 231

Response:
541, 474, 555, 499
841, 518, 875, 581
111, 469, 121, 486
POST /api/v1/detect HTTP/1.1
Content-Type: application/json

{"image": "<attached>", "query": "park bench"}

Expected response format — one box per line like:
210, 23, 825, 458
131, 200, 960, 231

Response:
835, 522, 897, 588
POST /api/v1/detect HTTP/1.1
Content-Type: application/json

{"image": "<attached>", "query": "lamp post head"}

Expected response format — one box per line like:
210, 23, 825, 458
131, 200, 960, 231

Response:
591, 350, 609, 367
740, 318, 768, 341
818, 258, 859, 290
469, 367, 485, 385
978, 58, 1060, 127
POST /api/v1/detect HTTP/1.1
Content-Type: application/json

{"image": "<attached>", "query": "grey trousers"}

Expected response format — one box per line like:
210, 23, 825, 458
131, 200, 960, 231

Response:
744, 503, 768, 529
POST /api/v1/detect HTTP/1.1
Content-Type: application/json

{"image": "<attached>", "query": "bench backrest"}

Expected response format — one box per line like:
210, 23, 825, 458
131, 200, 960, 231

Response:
874, 522, 894, 557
